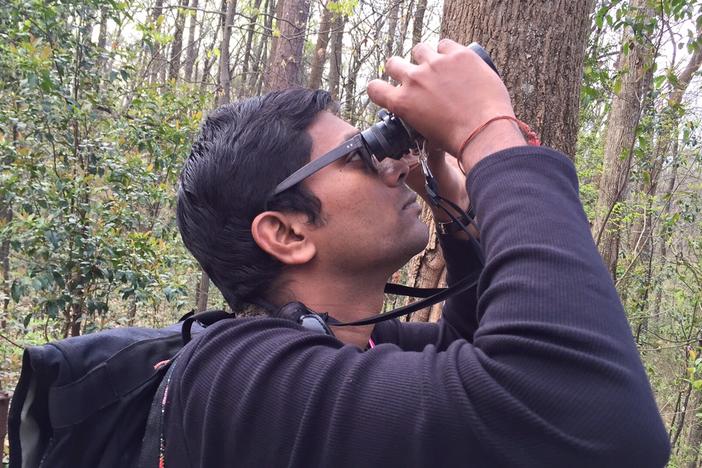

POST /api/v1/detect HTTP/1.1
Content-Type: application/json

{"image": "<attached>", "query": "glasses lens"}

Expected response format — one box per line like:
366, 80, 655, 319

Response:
358, 146, 380, 173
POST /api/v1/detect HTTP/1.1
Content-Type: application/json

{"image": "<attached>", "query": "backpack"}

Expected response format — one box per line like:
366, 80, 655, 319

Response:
7, 309, 233, 468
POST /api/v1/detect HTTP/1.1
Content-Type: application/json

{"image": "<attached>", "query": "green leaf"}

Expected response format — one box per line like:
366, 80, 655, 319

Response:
11, 280, 22, 303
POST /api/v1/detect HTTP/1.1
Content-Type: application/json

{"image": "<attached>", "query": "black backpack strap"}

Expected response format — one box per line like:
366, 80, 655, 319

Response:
137, 356, 179, 468
139, 310, 236, 467
181, 309, 234, 344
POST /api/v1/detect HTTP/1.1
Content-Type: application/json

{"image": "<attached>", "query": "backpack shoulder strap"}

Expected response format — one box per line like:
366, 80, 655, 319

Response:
137, 356, 179, 468
181, 309, 234, 344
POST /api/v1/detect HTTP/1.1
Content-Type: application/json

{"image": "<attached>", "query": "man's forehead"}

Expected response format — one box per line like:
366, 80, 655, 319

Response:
307, 111, 360, 161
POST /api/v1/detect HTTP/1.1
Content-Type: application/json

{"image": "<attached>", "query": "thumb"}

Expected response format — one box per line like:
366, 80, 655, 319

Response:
367, 79, 401, 113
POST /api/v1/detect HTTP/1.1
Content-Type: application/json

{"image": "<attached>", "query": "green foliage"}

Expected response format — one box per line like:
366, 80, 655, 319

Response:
0, 0, 205, 348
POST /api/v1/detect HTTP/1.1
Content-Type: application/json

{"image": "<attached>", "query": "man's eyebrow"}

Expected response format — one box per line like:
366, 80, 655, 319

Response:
342, 130, 361, 141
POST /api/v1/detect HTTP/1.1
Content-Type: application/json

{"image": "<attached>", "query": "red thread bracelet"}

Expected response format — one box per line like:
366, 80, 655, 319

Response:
457, 116, 540, 174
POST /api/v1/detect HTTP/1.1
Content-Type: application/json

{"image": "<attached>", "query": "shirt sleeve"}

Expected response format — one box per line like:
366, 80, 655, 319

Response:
166, 146, 670, 468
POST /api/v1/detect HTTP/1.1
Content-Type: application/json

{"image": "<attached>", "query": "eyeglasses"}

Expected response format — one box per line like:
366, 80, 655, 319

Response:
271, 134, 377, 197
271, 134, 419, 197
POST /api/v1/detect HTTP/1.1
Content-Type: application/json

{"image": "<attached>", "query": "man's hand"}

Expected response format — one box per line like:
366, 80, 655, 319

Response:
368, 39, 526, 174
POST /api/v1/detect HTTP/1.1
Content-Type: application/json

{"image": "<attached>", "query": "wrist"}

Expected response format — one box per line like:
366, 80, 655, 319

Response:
458, 120, 526, 174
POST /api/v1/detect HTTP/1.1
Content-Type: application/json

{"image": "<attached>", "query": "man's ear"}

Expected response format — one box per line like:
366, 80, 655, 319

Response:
251, 211, 317, 265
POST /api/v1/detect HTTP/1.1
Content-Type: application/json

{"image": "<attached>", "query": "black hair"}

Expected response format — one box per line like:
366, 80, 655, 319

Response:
176, 88, 336, 308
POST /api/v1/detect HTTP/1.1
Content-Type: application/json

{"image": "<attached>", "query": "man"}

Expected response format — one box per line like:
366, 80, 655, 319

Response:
167, 40, 670, 467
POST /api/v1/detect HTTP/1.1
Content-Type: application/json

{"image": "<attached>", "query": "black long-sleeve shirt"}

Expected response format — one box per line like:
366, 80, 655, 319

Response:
164, 147, 670, 467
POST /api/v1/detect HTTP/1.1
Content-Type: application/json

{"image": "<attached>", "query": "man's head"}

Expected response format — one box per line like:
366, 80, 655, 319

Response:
177, 88, 428, 309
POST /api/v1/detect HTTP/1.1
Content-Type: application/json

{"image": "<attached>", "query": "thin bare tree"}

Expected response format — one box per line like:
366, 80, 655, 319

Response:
592, 0, 656, 277
263, 0, 312, 90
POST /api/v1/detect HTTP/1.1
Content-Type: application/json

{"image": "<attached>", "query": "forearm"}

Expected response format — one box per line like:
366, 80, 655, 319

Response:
463, 146, 669, 466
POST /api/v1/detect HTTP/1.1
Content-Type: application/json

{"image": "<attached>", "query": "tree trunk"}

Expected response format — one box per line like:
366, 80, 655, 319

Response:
652, 148, 679, 324
199, 4, 224, 92
263, 0, 312, 90
591, 0, 656, 278
239, 0, 264, 96
627, 35, 702, 337
0, 205, 11, 331
250, 0, 276, 95
0, 391, 9, 461
396, 0, 413, 57
308, 3, 333, 89
184, 0, 200, 83
380, 0, 401, 80
411, 0, 427, 48
197, 271, 210, 312
328, 14, 346, 100
96, 6, 109, 78
406, 204, 445, 322
218, 0, 237, 104
441, 0, 594, 159
343, 49, 363, 124
687, 390, 702, 468
268, 0, 287, 70
408, 0, 595, 324
169, 0, 190, 82
149, 0, 166, 84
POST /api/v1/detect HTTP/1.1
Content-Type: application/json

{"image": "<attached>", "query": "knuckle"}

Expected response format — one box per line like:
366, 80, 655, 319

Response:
411, 43, 423, 56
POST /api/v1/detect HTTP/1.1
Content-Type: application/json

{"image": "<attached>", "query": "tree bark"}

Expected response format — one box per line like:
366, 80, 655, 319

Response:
169, 0, 190, 82
406, 0, 595, 324
343, 47, 363, 124
197, 271, 210, 312
592, 0, 656, 278
96, 6, 109, 79
327, 13, 346, 100
239, 0, 264, 96
441, 0, 594, 159
149, 0, 166, 84
199, 4, 224, 92
263, 0, 312, 91
396, 0, 413, 57
250, 0, 277, 95
308, 3, 333, 89
405, 204, 445, 322
411, 0, 427, 48
380, 0, 401, 80
183, 0, 200, 83
687, 389, 702, 468
268, 0, 287, 70
0, 204, 11, 331
652, 147, 678, 324
218, 0, 237, 104
0, 391, 9, 461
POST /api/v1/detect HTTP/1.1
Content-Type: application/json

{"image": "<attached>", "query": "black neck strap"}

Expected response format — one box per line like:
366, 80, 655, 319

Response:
326, 270, 480, 327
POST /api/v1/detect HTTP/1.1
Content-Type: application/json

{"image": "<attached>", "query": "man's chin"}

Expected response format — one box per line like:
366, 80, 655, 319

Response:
406, 222, 431, 257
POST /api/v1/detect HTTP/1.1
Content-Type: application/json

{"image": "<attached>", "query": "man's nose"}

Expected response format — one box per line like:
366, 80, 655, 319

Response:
379, 157, 412, 187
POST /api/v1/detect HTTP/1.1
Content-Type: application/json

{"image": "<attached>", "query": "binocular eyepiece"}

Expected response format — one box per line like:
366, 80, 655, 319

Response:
360, 42, 498, 161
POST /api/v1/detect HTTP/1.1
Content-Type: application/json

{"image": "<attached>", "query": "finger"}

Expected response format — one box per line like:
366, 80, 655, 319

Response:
437, 38, 464, 54
384, 56, 413, 82
367, 79, 401, 112
411, 42, 435, 64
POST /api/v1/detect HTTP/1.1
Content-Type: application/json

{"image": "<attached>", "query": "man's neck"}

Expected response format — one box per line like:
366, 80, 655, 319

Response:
275, 268, 389, 348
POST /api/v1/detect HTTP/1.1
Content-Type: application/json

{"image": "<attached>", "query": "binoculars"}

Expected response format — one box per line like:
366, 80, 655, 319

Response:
361, 42, 498, 161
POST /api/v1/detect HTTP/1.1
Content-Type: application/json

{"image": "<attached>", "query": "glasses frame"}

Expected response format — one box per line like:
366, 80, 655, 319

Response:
270, 134, 379, 197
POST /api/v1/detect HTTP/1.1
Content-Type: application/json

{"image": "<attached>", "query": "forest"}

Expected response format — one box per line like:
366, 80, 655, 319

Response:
1, 0, 701, 465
